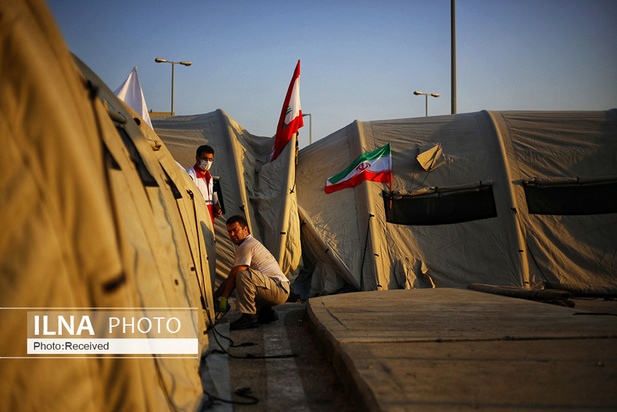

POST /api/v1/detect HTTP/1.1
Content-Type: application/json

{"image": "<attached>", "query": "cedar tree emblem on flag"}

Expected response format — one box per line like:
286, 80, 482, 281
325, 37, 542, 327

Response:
324, 143, 392, 194
271, 60, 303, 162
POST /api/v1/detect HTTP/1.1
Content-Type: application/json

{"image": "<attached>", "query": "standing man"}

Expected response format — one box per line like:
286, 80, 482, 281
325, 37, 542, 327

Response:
217, 215, 289, 330
186, 145, 222, 222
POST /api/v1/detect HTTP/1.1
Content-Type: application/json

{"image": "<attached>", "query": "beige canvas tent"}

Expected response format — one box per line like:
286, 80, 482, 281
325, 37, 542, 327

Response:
152, 109, 617, 299
296, 110, 617, 297
0, 0, 215, 410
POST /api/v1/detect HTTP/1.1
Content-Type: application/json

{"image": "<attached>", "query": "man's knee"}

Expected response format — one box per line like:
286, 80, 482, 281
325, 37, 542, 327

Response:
237, 269, 252, 286
236, 269, 259, 293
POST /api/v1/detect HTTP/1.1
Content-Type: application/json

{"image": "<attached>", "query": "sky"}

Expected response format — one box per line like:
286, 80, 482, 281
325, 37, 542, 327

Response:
47, 0, 617, 149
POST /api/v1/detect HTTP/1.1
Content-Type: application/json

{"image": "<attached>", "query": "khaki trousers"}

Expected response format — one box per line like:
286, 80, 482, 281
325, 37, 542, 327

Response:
235, 268, 289, 315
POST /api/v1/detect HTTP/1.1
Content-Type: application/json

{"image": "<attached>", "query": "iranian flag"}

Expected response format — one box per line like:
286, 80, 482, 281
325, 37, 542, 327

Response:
271, 60, 303, 162
324, 143, 392, 194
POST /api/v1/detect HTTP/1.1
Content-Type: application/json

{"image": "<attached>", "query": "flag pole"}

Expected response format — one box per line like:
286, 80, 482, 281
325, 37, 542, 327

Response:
389, 144, 393, 208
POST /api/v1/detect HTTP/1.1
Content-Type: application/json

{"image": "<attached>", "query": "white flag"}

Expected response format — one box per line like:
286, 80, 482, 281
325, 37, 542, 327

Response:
114, 67, 153, 128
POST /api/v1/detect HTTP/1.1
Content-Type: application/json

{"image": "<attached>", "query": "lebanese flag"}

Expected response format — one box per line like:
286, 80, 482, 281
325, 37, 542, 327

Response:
325, 144, 392, 194
270, 60, 303, 162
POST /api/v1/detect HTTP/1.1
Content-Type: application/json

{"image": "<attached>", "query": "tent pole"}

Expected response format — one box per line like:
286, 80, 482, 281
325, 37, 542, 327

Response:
354, 121, 382, 291
275, 133, 298, 270
484, 111, 531, 287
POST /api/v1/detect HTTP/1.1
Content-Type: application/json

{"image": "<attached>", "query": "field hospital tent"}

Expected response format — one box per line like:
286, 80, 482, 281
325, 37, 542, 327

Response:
153, 112, 303, 288
297, 110, 617, 297
0, 0, 215, 410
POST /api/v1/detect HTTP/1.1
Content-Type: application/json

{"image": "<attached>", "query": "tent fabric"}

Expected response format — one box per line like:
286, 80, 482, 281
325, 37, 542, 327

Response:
75, 58, 215, 410
153, 112, 303, 287
254, 137, 303, 277
490, 110, 617, 295
296, 110, 617, 296
0, 0, 214, 410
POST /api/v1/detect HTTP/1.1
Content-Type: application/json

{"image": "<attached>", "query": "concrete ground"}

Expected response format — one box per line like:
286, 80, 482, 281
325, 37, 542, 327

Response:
201, 288, 617, 411
200, 301, 353, 411
307, 288, 617, 411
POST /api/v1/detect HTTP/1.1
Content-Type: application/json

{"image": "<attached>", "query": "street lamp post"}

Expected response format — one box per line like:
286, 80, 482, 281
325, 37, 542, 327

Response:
155, 58, 192, 116
413, 91, 440, 117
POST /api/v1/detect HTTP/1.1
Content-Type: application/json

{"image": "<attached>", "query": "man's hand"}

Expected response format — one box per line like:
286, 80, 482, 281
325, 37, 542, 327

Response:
213, 205, 222, 218
217, 297, 230, 313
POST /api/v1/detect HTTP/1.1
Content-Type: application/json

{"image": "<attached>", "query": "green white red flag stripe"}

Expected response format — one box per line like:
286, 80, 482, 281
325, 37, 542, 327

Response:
271, 60, 303, 162
324, 143, 392, 194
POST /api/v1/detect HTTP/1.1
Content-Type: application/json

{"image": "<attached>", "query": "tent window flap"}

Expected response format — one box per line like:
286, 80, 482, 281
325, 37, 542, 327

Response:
524, 179, 617, 215
384, 185, 497, 225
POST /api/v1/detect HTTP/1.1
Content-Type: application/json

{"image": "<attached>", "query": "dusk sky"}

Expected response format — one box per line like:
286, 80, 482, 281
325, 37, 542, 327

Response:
47, 0, 617, 148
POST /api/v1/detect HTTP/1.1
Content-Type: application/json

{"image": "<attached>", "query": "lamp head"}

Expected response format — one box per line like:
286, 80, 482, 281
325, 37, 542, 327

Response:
155, 58, 167, 63
180, 61, 192, 66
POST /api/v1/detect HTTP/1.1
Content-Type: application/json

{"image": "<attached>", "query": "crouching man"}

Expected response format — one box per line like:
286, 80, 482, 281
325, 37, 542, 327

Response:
216, 215, 290, 330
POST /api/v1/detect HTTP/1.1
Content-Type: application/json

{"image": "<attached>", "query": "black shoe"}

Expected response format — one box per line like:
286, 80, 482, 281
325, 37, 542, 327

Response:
230, 313, 258, 330
257, 306, 279, 324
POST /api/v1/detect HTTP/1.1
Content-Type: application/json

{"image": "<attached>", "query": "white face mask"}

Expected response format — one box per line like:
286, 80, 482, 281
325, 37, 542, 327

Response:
200, 159, 212, 171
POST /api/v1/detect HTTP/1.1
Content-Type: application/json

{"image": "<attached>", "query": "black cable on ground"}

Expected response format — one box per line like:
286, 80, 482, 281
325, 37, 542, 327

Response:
206, 313, 298, 360
200, 387, 259, 409
199, 308, 261, 408
199, 306, 299, 408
